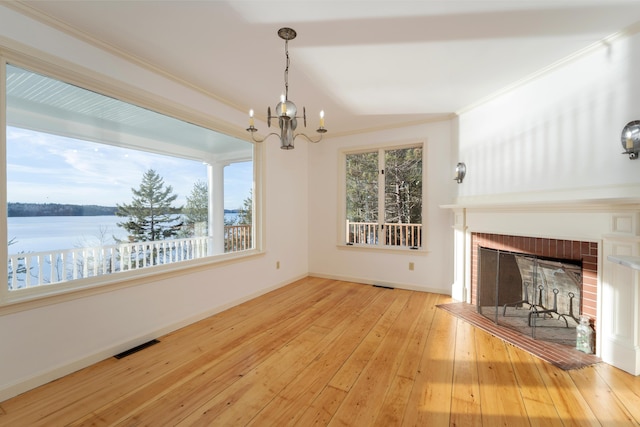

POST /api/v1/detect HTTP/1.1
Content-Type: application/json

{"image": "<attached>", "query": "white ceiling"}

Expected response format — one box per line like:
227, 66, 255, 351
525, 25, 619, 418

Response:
15, 0, 640, 137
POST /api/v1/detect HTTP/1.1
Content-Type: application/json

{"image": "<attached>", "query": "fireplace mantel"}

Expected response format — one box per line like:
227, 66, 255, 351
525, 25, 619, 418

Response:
444, 201, 640, 375
442, 193, 640, 211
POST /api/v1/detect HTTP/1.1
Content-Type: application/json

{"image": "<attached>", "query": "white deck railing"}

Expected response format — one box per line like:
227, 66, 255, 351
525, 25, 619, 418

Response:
225, 225, 252, 253
8, 225, 252, 290
346, 220, 422, 248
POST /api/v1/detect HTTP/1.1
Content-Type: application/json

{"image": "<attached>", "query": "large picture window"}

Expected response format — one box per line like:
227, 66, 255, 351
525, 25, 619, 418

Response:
4, 63, 256, 303
344, 144, 423, 248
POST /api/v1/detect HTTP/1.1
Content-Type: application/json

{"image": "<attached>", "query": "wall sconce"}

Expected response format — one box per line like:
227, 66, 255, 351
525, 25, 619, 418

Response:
621, 121, 640, 159
454, 162, 466, 183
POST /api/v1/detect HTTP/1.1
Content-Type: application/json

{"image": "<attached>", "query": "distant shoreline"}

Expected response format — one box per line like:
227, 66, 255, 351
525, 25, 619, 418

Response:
7, 202, 240, 217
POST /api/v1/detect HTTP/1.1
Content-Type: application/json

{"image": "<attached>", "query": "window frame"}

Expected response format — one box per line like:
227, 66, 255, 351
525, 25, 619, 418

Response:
338, 141, 426, 252
0, 52, 264, 310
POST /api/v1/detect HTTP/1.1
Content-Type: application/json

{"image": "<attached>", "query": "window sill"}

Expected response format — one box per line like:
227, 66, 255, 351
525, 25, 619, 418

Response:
0, 249, 264, 316
337, 243, 429, 255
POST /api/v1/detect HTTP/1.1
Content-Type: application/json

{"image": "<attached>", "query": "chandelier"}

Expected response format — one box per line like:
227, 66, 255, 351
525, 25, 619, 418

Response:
246, 27, 327, 150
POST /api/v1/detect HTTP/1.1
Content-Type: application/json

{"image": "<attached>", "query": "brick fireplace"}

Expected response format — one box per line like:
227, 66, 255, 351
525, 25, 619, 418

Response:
447, 203, 640, 375
470, 233, 598, 326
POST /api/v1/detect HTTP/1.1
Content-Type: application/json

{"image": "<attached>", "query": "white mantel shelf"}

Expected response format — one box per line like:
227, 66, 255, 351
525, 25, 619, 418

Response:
608, 255, 640, 271
440, 197, 640, 212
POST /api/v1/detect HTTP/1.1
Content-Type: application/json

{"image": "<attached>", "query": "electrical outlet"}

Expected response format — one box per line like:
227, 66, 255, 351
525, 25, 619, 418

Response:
276, 261, 280, 269
409, 262, 414, 271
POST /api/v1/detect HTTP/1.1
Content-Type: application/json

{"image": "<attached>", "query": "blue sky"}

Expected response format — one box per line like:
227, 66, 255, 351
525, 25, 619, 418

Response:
7, 127, 253, 210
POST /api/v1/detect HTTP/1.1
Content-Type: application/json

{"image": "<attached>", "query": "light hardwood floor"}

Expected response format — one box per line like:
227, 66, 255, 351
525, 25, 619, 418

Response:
2, 276, 640, 426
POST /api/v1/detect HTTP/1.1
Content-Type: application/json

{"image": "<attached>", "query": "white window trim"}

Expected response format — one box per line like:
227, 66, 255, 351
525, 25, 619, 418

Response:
337, 141, 426, 252
0, 50, 264, 312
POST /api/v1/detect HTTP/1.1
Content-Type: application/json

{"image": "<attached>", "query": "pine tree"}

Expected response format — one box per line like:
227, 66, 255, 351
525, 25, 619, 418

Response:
237, 190, 252, 225
116, 169, 182, 242
182, 180, 208, 237
346, 151, 379, 222
384, 147, 422, 224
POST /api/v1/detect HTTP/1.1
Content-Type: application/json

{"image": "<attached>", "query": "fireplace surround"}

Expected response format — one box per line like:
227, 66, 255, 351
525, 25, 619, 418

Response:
447, 202, 640, 375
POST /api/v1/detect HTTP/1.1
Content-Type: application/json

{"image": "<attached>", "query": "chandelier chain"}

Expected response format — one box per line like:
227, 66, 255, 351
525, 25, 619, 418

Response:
284, 39, 290, 100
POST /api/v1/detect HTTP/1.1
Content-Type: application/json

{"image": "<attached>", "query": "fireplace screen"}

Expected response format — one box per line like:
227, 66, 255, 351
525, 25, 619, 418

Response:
478, 247, 582, 345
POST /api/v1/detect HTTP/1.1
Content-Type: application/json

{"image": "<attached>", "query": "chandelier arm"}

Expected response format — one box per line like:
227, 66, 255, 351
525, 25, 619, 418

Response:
246, 28, 327, 149
249, 131, 280, 143
294, 133, 324, 144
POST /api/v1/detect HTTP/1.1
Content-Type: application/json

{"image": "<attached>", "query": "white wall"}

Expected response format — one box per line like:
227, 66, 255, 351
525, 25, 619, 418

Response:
308, 121, 455, 294
457, 30, 640, 204
0, 7, 309, 400
452, 28, 640, 374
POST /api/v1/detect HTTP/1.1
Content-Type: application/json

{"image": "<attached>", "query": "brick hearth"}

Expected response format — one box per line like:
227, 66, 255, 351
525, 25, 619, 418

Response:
437, 302, 600, 370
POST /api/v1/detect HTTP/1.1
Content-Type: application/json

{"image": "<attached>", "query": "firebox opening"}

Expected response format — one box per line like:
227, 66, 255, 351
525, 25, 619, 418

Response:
477, 246, 583, 347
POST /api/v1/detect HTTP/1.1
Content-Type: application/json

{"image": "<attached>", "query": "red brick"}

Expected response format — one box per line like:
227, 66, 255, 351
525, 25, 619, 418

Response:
581, 241, 590, 256
572, 241, 581, 259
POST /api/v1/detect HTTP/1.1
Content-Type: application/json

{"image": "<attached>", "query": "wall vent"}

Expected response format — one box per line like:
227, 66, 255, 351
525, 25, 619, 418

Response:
114, 339, 160, 359
373, 283, 394, 290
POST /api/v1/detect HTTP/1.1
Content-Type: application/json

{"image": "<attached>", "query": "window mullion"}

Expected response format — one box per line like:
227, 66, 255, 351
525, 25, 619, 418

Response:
0, 57, 7, 303
378, 148, 385, 246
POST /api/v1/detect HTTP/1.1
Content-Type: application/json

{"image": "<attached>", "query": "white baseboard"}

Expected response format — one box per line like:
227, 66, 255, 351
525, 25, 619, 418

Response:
0, 277, 299, 402
308, 272, 450, 296
601, 337, 640, 376
451, 281, 466, 302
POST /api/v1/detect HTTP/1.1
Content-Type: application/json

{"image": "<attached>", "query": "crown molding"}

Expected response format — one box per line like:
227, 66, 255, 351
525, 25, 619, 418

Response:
5, 1, 247, 115
324, 113, 456, 139
0, 35, 248, 143
456, 20, 640, 116
5, 2, 460, 139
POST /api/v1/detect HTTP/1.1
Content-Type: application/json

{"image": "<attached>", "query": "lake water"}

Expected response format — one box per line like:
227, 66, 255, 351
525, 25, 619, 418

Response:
7, 214, 239, 254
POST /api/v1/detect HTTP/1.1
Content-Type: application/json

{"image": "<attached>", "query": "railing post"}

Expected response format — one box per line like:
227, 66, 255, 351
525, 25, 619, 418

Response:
81, 249, 87, 278
345, 220, 350, 244
36, 254, 43, 285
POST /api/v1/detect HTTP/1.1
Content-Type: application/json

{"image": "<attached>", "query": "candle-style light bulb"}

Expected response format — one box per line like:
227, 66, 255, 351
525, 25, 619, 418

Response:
319, 110, 325, 128
280, 94, 287, 115
249, 109, 254, 127
626, 131, 634, 150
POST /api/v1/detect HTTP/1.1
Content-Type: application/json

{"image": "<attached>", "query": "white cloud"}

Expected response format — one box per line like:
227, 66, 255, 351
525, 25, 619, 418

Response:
6, 128, 243, 207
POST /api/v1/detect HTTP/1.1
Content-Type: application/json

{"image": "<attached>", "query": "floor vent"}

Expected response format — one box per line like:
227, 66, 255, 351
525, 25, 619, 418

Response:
373, 284, 394, 290
114, 339, 160, 359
